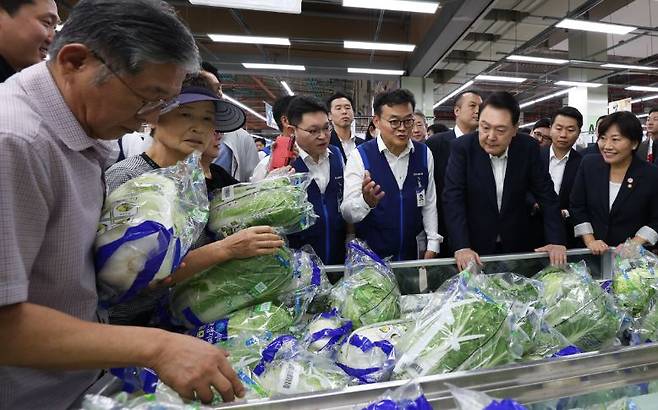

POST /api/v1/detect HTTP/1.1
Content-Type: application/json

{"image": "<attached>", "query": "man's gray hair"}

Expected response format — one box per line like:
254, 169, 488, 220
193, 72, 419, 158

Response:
50, 0, 199, 75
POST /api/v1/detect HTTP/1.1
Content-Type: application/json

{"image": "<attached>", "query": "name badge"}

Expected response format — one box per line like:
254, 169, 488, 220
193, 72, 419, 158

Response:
416, 189, 426, 207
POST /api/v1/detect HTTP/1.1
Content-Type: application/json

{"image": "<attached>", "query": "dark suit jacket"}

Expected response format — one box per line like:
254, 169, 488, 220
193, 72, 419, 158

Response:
636, 140, 650, 161
425, 129, 457, 254
580, 143, 601, 157
528, 146, 583, 248
570, 154, 658, 246
443, 132, 566, 255
329, 130, 364, 163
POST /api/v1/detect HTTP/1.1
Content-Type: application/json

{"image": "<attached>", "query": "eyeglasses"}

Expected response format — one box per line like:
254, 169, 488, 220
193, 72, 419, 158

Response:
385, 118, 415, 129
532, 130, 552, 143
92, 52, 173, 116
295, 125, 332, 138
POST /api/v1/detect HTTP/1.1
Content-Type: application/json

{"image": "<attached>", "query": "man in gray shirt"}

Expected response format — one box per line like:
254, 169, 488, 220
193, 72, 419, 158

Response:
0, 0, 243, 407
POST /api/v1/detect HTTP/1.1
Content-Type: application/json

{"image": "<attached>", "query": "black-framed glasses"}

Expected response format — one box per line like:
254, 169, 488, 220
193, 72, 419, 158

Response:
533, 130, 552, 143
92, 52, 173, 116
295, 124, 332, 138
385, 118, 415, 129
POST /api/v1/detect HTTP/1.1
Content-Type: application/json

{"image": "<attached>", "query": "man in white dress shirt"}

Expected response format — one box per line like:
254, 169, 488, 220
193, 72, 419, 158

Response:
327, 91, 364, 162
341, 88, 441, 261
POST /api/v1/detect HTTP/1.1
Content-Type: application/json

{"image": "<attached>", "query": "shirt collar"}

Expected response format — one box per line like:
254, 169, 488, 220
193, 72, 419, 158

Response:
376, 135, 414, 156
296, 143, 329, 165
332, 128, 355, 142
549, 145, 570, 162
489, 148, 509, 160
454, 124, 465, 138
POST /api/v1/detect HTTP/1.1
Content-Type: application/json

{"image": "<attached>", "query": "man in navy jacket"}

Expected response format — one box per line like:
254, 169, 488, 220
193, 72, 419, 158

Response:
443, 92, 567, 270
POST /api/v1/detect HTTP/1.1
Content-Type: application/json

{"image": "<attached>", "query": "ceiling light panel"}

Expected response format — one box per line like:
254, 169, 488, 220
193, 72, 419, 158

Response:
342, 0, 439, 14
475, 75, 527, 83
555, 18, 636, 35
433, 80, 474, 108
281, 81, 294, 96
602, 63, 658, 71
190, 0, 301, 14
242, 63, 305, 71
222, 93, 269, 123
506, 55, 569, 65
344, 41, 416, 52
626, 86, 658, 92
519, 88, 572, 109
208, 34, 290, 46
347, 67, 406, 75
555, 80, 602, 88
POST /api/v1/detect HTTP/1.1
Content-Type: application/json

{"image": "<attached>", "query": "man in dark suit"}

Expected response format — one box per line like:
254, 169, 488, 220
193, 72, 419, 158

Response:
580, 115, 607, 156
327, 91, 364, 162
426, 91, 482, 256
443, 92, 567, 270
636, 107, 658, 163
529, 107, 584, 249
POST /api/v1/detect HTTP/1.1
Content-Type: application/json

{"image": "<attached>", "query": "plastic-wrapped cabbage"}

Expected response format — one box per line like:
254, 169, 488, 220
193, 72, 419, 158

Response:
337, 319, 412, 384
630, 295, 658, 344
448, 383, 528, 410
400, 294, 434, 319
357, 381, 432, 410
613, 240, 658, 318
302, 309, 352, 355
534, 262, 622, 352
278, 246, 331, 313
208, 172, 316, 237
521, 315, 580, 362
95, 154, 208, 305
170, 247, 294, 328
393, 282, 521, 379
330, 240, 401, 328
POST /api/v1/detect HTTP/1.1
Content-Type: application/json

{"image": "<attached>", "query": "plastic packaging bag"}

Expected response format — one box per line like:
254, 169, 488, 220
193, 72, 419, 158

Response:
302, 309, 352, 355
330, 240, 401, 328
95, 153, 208, 305
612, 240, 658, 319
357, 380, 432, 410
337, 319, 413, 384
208, 172, 316, 237
533, 262, 623, 352
393, 276, 523, 379
170, 246, 294, 328
447, 384, 527, 410
278, 246, 332, 313
400, 294, 434, 319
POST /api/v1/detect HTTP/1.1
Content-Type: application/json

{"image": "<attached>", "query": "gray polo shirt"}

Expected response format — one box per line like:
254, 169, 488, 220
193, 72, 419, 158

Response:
0, 62, 116, 408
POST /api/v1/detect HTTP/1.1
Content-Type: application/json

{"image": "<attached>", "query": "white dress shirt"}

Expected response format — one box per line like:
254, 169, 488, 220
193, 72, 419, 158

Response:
549, 146, 570, 196
340, 137, 442, 253
250, 144, 332, 194
489, 149, 509, 211
340, 134, 357, 160
454, 124, 466, 138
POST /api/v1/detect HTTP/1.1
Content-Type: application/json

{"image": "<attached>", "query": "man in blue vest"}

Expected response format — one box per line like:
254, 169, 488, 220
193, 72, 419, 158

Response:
341, 89, 441, 261
252, 96, 347, 265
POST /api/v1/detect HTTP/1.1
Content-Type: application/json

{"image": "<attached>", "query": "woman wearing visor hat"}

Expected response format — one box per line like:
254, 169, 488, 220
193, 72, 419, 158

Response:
105, 73, 284, 326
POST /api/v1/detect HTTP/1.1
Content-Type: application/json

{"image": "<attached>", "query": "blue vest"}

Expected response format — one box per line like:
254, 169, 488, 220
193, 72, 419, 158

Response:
355, 140, 428, 261
287, 145, 346, 265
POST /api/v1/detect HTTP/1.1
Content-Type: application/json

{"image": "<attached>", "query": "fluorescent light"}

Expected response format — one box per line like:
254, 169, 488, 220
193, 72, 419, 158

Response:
208, 34, 290, 46
475, 74, 526, 83
602, 63, 658, 71
344, 41, 416, 52
242, 63, 305, 71
190, 0, 301, 14
555, 18, 636, 35
626, 86, 658, 92
281, 81, 294, 96
637, 113, 649, 118
506, 55, 569, 65
342, 0, 438, 14
223, 93, 270, 124
347, 67, 405, 75
642, 95, 658, 102
555, 80, 602, 88
520, 88, 573, 109
520, 121, 537, 128
433, 80, 475, 108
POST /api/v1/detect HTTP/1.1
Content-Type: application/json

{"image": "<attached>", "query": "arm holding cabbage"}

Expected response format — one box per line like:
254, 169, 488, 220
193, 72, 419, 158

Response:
0, 302, 244, 404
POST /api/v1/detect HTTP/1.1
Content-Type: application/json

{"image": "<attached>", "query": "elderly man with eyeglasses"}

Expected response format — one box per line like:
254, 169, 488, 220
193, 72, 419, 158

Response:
0, 0, 245, 407
341, 89, 442, 261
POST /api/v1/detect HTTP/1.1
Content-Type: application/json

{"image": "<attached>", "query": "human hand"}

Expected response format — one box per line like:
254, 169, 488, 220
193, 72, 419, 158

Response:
150, 331, 244, 404
535, 244, 567, 265
362, 171, 385, 208
454, 248, 481, 271
584, 238, 609, 255
222, 226, 284, 259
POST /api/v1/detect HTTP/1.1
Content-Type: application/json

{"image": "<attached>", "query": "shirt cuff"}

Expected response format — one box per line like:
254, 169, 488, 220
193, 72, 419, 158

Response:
636, 226, 658, 245
574, 222, 594, 237
561, 209, 570, 219
426, 236, 443, 253
0, 282, 28, 307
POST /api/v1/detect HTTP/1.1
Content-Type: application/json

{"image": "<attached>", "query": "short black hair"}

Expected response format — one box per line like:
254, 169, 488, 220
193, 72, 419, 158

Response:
519, 127, 532, 134
428, 123, 449, 134
598, 111, 643, 148
532, 118, 552, 130
373, 88, 416, 116
272, 95, 295, 130
0, 0, 34, 15
326, 91, 354, 110
552, 106, 583, 129
649, 107, 658, 116
286, 96, 329, 127
201, 61, 222, 83
254, 137, 266, 145
454, 90, 482, 108
479, 91, 520, 125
